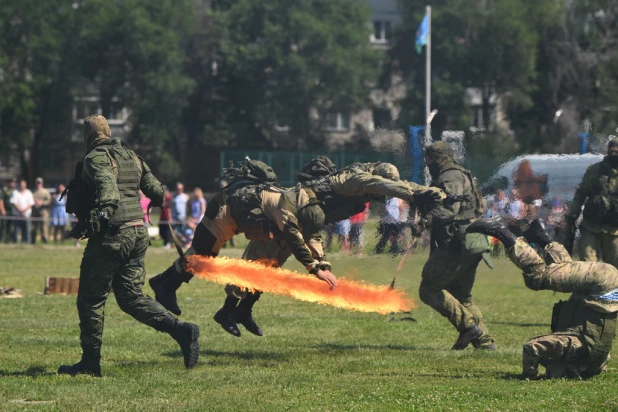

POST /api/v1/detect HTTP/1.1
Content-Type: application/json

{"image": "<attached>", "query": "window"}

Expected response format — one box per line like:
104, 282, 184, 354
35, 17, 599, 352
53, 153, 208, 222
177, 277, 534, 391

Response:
322, 112, 350, 132
371, 20, 392, 44
372, 108, 391, 129
471, 106, 486, 132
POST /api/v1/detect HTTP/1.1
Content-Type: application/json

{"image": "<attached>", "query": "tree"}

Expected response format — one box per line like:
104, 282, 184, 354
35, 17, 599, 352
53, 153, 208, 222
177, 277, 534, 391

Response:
201, 0, 380, 151
392, 0, 539, 139
0, 0, 81, 182
78, 0, 195, 181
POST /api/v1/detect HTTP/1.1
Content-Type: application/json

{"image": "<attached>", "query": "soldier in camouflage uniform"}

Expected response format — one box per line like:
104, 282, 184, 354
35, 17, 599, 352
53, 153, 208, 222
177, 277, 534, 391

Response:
562, 137, 618, 267
58, 115, 199, 377
420, 141, 494, 351
468, 217, 618, 379
218, 157, 445, 337
149, 161, 338, 331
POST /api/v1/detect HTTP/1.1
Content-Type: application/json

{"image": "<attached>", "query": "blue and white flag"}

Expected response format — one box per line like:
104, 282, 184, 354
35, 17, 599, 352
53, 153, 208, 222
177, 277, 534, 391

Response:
415, 14, 428, 54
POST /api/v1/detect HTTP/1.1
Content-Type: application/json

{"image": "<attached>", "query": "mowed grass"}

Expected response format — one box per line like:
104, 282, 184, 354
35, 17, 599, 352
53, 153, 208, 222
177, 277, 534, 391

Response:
1, 236, 618, 411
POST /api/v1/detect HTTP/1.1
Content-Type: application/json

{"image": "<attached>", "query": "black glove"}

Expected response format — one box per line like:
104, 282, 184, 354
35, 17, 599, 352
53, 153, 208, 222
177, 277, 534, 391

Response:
69, 220, 92, 240
414, 190, 443, 208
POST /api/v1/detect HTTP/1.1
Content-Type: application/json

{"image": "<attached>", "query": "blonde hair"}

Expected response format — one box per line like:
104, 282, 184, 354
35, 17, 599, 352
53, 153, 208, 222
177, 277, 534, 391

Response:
192, 187, 204, 199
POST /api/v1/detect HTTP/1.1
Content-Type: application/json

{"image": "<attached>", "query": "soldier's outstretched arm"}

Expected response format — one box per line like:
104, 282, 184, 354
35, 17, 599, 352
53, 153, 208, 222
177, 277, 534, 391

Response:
83, 151, 119, 213
332, 172, 445, 201
138, 156, 165, 207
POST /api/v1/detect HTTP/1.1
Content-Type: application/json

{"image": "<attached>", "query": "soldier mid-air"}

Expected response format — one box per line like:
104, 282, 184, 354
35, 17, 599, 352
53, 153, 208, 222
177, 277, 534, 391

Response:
212, 156, 446, 337
468, 217, 618, 380
149, 159, 338, 322
58, 115, 199, 377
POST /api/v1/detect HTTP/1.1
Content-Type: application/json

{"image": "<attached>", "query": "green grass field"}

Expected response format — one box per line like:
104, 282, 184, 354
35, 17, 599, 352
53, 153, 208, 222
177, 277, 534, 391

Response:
1, 234, 618, 411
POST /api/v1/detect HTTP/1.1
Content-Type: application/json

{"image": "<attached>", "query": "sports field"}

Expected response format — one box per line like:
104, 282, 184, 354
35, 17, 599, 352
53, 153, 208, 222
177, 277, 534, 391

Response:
1, 236, 617, 411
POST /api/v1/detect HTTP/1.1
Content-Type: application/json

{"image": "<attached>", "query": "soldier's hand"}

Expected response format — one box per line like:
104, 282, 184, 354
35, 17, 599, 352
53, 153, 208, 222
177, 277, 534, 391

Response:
413, 189, 444, 208
316, 269, 337, 290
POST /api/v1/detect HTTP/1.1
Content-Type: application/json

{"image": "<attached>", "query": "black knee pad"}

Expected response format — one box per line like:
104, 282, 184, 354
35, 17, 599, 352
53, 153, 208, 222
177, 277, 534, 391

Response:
192, 224, 219, 256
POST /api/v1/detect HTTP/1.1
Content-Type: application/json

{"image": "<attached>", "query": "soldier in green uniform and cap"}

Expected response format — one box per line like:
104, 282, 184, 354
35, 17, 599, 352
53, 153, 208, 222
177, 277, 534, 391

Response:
149, 160, 338, 327
468, 217, 618, 379
58, 115, 199, 377
561, 136, 618, 267
420, 141, 494, 351
213, 157, 445, 337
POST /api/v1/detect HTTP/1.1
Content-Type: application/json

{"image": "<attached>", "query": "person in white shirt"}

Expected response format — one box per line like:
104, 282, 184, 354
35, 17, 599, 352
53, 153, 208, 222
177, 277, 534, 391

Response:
509, 189, 525, 220
10, 179, 34, 243
376, 197, 402, 254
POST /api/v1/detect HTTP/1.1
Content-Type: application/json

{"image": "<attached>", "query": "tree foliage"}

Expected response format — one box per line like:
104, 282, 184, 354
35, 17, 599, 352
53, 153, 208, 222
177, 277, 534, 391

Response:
198, 0, 380, 150
392, 0, 618, 154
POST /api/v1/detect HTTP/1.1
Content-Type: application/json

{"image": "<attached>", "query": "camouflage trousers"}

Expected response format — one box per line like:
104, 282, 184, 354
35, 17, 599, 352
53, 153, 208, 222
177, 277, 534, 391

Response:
419, 246, 494, 347
78, 226, 170, 351
508, 238, 618, 312
508, 238, 618, 378
225, 239, 292, 299
522, 332, 609, 379
580, 226, 618, 269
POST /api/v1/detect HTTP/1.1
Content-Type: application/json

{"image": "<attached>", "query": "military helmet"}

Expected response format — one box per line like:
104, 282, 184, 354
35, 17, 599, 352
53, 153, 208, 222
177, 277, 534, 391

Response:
244, 159, 278, 182
425, 141, 454, 159
83, 115, 111, 148
296, 156, 337, 182
372, 162, 400, 181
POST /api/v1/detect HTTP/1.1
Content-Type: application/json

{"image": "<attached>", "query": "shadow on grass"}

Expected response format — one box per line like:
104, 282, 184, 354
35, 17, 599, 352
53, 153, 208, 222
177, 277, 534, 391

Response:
499, 372, 526, 380
162, 349, 287, 361
0, 366, 55, 378
313, 343, 439, 352
492, 322, 550, 328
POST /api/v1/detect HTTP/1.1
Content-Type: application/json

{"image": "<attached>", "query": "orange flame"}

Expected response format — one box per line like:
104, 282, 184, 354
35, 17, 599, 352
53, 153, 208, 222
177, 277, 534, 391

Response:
185, 256, 414, 314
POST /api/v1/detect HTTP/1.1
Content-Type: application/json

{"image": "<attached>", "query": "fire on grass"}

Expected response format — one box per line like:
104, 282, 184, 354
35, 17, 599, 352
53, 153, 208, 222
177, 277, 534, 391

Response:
185, 256, 414, 314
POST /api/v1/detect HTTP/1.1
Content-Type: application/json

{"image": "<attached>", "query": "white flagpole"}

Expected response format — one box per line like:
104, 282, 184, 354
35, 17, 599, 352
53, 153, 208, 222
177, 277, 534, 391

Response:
425, 5, 431, 140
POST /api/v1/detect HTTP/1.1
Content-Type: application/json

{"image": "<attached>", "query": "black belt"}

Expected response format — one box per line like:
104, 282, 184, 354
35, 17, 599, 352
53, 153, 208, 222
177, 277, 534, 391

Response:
454, 219, 475, 225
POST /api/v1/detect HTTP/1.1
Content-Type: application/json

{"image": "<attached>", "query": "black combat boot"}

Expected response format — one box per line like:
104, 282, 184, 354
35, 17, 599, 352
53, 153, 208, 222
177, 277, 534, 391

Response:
213, 296, 241, 337
522, 218, 553, 248
149, 265, 193, 316
466, 216, 518, 249
451, 325, 482, 350
58, 347, 102, 377
160, 315, 200, 369
235, 292, 263, 337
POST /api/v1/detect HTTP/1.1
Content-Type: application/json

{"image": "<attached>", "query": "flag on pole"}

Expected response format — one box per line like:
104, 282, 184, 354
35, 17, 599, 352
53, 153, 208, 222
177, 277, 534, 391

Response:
415, 14, 429, 54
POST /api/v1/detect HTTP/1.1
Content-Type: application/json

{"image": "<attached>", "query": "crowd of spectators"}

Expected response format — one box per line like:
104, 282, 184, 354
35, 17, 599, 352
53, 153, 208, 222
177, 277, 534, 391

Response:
483, 187, 571, 254
0, 175, 572, 256
0, 176, 210, 249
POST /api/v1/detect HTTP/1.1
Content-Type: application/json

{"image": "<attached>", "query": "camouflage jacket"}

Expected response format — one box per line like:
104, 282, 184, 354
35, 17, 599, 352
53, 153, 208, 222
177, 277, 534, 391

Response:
214, 183, 323, 272
308, 168, 441, 224
569, 159, 618, 234
82, 138, 164, 225
428, 162, 485, 250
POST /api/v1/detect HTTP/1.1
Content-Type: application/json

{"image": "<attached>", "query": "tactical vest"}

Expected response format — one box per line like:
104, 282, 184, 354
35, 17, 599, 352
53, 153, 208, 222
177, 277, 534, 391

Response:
582, 159, 618, 226
551, 299, 617, 375
226, 183, 281, 240
436, 163, 484, 221
107, 143, 144, 225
